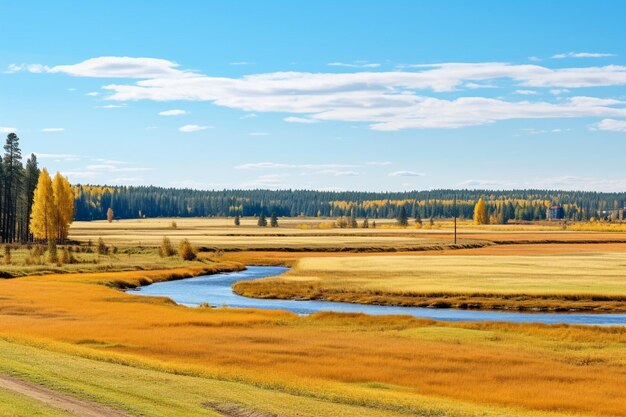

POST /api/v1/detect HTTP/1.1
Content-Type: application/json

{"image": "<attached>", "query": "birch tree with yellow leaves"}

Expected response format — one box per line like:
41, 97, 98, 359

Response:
52, 172, 74, 242
30, 169, 74, 242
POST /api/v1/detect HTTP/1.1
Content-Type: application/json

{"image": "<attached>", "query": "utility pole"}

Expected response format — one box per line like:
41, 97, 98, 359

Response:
453, 194, 457, 244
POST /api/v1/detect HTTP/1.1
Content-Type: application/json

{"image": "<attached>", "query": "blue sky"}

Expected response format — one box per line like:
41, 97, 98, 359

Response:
2, 1, 626, 191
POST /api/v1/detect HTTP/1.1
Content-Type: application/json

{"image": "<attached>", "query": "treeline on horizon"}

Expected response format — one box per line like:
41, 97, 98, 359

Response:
73, 185, 626, 223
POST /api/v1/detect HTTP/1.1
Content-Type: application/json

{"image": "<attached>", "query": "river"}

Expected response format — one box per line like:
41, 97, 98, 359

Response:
129, 266, 626, 325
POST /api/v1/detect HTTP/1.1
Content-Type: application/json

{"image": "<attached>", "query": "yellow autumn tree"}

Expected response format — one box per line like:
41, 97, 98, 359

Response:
52, 172, 74, 242
473, 198, 489, 225
30, 168, 55, 241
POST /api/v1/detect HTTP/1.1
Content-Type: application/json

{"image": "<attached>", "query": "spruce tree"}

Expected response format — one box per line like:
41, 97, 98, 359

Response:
234, 214, 240, 226
270, 212, 278, 227
21, 154, 39, 242
257, 213, 267, 227
397, 205, 408, 227
3, 133, 23, 242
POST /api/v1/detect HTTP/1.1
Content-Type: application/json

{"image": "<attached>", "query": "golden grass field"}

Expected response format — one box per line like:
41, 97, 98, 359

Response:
0, 266, 625, 416
233, 251, 626, 312
0, 218, 625, 416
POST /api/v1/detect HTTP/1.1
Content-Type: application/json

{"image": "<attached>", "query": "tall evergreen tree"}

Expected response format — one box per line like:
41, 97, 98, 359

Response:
2, 133, 23, 242
397, 205, 408, 227
270, 212, 278, 227
20, 154, 40, 242
257, 213, 267, 227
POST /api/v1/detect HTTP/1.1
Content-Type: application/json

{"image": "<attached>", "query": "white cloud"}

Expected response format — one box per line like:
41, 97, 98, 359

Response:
0, 127, 17, 133
552, 52, 616, 59
5, 63, 50, 73
332, 170, 360, 176
549, 89, 570, 95
240, 113, 257, 119
388, 171, 424, 177
35, 153, 81, 161
249, 132, 270, 136
230, 61, 252, 66
50, 57, 191, 78
237, 162, 357, 170
284, 116, 318, 124
179, 124, 211, 132
366, 161, 392, 166
41, 128, 65, 132
328, 62, 381, 68
100, 104, 127, 108
158, 109, 187, 116
86, 92, 100, 96
514, 89, 538, 95
24, 57, 626, 130
592, 118, 626, 132
240, 174, 289, 189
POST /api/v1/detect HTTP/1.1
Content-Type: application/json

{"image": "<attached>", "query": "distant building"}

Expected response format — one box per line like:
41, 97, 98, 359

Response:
546, 206, 565, 220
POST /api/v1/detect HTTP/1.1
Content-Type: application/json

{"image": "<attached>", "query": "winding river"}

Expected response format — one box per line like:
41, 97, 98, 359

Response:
130, 266, 626, 325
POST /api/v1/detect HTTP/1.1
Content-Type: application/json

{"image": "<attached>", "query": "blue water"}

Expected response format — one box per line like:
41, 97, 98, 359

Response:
129, 266, 626, 325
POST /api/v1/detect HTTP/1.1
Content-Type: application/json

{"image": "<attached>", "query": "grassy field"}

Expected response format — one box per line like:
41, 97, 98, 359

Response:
0, 245, 213, 278
234, 252, 626, 311
0, 265, 625, 416
2, 218, 626, 415
68, 218, 626, 251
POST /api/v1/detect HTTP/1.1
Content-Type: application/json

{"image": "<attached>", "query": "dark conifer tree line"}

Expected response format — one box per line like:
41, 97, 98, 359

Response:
73, 185, 626, 223
0, 133, 40, 243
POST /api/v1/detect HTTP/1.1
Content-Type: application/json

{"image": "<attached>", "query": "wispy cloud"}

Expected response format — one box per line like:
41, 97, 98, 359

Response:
388, 170, 424, 177
23, 56, 626, 131
230, 61, 253, 66
86, 91, 100, 96
5, 63, 50, 73
284, 116, 318, 124
366, 161, 392, 166
514, 89, 538, 95
552, 52, 616, 59
592, 118, 626, 132
240, 113, 257, 119
327, 61, 381, 68
0, 127, 17, 133
158, 109, 187, 116
41, 128, 65, 132
236, 162, 357, 170
179, 124, 211, 132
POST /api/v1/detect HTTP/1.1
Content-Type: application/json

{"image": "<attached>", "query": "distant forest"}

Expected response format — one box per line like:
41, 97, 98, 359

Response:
73, 185, 626, 223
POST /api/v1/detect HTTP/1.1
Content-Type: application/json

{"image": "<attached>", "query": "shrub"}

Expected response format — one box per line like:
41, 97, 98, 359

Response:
159, 236, 176, 257
179, 239, 196, 261
97, 238, 108, 255
170, 221, 178, 229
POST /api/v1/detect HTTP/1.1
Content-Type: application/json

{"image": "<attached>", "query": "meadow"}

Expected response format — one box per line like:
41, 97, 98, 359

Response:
233, 252, 626, 312
0, 217, 625, 416
0, 266, 625, 416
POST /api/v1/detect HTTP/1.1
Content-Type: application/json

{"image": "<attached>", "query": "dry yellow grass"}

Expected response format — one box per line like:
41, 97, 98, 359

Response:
0, 266, 625, 416
233, 252, 626, 312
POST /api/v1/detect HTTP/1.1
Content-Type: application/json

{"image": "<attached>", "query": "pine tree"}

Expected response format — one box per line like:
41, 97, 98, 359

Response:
397, 205, 408, 227
270, 212, 278, 227
257, 213, 267, 227
21, 154, 40, 242
473, 198, 489, 225
2, 133, 23, 242
52, 172, 74, 242
234, 214, 240, 226
362, 217, 369, 228
30, 169, 55, 241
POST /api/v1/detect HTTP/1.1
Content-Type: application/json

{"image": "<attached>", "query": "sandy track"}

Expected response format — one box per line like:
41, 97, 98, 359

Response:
0, 375, 130, 417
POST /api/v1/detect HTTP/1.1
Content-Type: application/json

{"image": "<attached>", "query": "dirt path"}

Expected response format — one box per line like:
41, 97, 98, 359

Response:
0, 375, 130, 417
